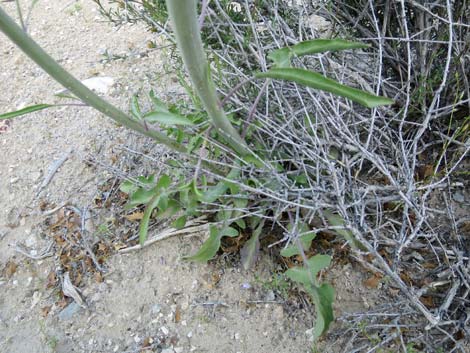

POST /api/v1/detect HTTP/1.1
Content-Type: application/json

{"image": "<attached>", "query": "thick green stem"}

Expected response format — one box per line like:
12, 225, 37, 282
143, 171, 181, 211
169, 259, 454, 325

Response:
165, 0, 250, 156
0, 6, 184, 153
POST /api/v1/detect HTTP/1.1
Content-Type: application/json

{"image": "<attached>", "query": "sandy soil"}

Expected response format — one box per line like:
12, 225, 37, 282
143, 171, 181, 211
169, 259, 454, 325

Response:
0, 1, 379, 352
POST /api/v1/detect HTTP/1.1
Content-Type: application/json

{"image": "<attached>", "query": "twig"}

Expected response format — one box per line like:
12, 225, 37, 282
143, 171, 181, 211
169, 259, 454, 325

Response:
14, 241, 54, 260
119, 217, 208, 254
78, 205, 105, 273
35, 148, 73, 197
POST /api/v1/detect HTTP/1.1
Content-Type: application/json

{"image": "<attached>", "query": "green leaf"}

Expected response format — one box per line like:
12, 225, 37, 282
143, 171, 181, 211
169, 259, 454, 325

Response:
158, 194, 169, 211
143, 111, 194, 126
139, 194, 160, 245
119, 174, 155, 195
268, 48, 292, 68
184, 225, 221, 262
156, 174, 171, 190
285, 255, 334, 338
127, 187, 157, 208
149, 90, 169, 113
268, 39, 369, 68
173, 215, 187, 229
281, 232, 317, 257
120, 180, 138, 194
137, 175, 156, 186
221, 227, 238, 238
235, 218, 246, 229
284, 254, 331, 287
323, 210, 364, 249
307, 254, 332, 278
256, 68, 394, 108
311, 283, 335, 338
0, 104, 54, 120
190, 180, 204, 200
130, 95, 142, 119
200, 166, 240, 203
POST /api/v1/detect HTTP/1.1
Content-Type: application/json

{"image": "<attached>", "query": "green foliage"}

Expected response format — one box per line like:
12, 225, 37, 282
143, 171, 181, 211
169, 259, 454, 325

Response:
269, 39, 369, 68
0, 104, 54, 120
280, 232, 316, 257
184, 224, 239, 262
257, 68, 393, 108
285, 255, 335, 339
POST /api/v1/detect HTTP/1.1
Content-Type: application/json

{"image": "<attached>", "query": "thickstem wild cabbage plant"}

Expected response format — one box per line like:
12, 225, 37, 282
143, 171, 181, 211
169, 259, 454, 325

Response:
0, 0, 393, 339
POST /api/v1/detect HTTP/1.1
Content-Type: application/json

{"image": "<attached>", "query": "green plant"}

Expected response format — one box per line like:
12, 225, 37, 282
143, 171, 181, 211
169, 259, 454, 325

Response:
0, 0, 394, 341
256, 273, 291, 300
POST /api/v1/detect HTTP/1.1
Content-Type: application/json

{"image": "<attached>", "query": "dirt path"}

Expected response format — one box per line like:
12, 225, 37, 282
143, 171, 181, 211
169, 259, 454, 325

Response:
0, 1, 376, 352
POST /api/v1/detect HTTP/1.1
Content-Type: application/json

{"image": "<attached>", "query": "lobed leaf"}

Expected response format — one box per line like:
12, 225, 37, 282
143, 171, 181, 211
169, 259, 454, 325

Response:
323, 210, 364, 249
184, 225, 221, 262
120, 180, 138, 194
221, 227, 239, 237
126, 187, 157, 208
280, 232, 317, 257
311, 283, 335, 338
256, 68, 394, 108
200, 166, 240, 203
139, 194, 161, 245
285, 254, 331, 286
285, 255, 334, 339
144, 111, 194, 126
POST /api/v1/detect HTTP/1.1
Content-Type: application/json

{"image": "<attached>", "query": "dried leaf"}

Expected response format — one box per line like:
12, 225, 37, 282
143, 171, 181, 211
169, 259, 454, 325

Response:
3, 260, 18, 278
56, 298, 68, 309
420, 296, 435, 308
174, 305, 181, 323
46, 271, 57, 288
399, 271, 413, 285
94, 272, 104, 283
41, 306, 52, 317
124, 212, 144, 221
417, 164, 434, 180
62, 272, 86, 308
142, 337, 151, 348
363, 274, 382, 289
240, 232, 260, 270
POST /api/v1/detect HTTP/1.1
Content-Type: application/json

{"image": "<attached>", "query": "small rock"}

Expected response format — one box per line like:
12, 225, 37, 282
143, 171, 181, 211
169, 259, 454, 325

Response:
241, 282, 251, 290
453, 192, 465, 203
58, 302, 82, 321
90, 292, 101, 303
305, 328, 315, 342
6, 207, 20, 228
234, 332, 240, 340
161, 326, 169, 335
264, 290, 275, 302
187, 331, 193, 338
161, 349, 174, 353
30, 291, 41, 309
150, 304, 162, 315
174, 347, 184, 353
